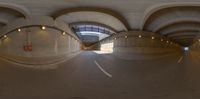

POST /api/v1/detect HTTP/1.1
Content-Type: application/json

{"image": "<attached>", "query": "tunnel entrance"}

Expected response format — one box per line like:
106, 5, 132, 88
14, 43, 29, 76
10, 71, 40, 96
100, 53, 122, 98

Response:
184, 47, 189, 51
100, 42, 114, 54
71, 23, 116, 49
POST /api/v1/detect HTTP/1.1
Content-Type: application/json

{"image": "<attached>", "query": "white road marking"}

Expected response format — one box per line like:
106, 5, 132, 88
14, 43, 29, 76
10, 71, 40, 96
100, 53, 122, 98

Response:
94, 60, 112, 78
178, 56, 183, 63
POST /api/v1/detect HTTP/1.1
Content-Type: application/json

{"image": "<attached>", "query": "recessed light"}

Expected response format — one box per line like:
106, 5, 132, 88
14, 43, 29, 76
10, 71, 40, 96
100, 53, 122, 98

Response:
4, 35, 7, 38
62, 32, 66, 35
18, 28, 21, 32
139, 35, 142, 38
41, 26, 46, 30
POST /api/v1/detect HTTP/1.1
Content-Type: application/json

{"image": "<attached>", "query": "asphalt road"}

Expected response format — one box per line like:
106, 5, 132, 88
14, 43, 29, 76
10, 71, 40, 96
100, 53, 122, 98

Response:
0, 51, 200, 99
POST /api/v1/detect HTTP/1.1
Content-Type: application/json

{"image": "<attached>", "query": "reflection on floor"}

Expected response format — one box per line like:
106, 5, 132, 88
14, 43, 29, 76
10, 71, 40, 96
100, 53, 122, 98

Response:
0, 51, 200, 99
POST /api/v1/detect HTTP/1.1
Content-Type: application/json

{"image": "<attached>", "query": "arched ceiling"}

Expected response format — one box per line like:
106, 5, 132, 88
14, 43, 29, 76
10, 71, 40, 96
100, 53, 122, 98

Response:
143, 6, 200, 46
1, 0, 200, 46
55, 10, 127, 32
0, 3, 30, 28
52, 7, 130, 31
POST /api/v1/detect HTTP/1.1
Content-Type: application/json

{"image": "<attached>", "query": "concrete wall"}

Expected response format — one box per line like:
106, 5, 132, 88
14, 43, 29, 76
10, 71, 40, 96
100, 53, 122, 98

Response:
189, 40, 200, 60
0, 16, 81, 65
0, 27, 80, 57
100, 31, 182, 60
190, 40, 200, 51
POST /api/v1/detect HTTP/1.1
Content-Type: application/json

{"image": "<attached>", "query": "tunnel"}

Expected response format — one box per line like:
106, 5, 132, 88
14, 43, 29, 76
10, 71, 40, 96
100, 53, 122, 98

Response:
0, 1, 200, 99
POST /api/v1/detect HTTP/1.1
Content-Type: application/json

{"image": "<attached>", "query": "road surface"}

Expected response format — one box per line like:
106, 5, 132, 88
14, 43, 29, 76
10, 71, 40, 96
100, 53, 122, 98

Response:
0, 51, 200, 99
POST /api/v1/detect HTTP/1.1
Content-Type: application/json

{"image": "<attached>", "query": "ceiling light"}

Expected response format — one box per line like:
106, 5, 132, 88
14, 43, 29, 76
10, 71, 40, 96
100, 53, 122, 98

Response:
114, 38, 117, 40
125, 36, 128, 38
167, 41, 169, 43
62, 32, 66, 35
4, 35, 7, 38
18, 28, 21, 32
139, 35, 142, 38
41, 26, 46, 30
152, 36, 155, 40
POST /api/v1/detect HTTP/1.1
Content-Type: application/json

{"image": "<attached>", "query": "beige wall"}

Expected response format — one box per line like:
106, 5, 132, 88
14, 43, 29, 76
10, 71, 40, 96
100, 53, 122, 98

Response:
0, 27, 80, 57
190, 40, 200, 51
189, 40, 200, 59
0, 16, 81, 65
100, 31, 182, 60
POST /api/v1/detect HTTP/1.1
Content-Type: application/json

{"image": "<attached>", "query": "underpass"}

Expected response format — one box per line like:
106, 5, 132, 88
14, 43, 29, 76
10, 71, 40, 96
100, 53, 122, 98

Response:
0, 0, 200, 99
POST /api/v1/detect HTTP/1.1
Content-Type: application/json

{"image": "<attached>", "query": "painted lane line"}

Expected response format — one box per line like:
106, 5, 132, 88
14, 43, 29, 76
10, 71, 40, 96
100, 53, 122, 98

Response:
178, 56, 183, 63
94, 60, 112, 78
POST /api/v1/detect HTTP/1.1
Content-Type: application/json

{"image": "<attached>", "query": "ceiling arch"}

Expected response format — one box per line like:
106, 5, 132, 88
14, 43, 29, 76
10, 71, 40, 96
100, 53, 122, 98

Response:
0, 18, 7, 25
141, 2, 200, 30
163, 28, 200, 36
0, 2, 31, 28
165, 30, 199, 37
51, 7, 130, 31
156, 21, 200, 33
143, 7, 200, 31
0, 2, 30, 18
142, 4, 200, 46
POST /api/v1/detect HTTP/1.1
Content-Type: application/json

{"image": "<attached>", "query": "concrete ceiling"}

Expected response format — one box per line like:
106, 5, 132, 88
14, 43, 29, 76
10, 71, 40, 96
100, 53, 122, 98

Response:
1, 0, 200, 46
144, 6, 200, 46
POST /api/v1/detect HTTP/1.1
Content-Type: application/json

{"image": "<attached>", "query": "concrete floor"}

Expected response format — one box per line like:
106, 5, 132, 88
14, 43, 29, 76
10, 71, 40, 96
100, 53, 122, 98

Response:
0, 51, 200, 99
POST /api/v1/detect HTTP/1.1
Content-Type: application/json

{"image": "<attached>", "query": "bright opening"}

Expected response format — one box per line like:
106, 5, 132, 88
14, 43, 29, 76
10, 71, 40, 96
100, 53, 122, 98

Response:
184, 47, 189, 51
80, 31, 109, 41
94, 42, 114, 54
